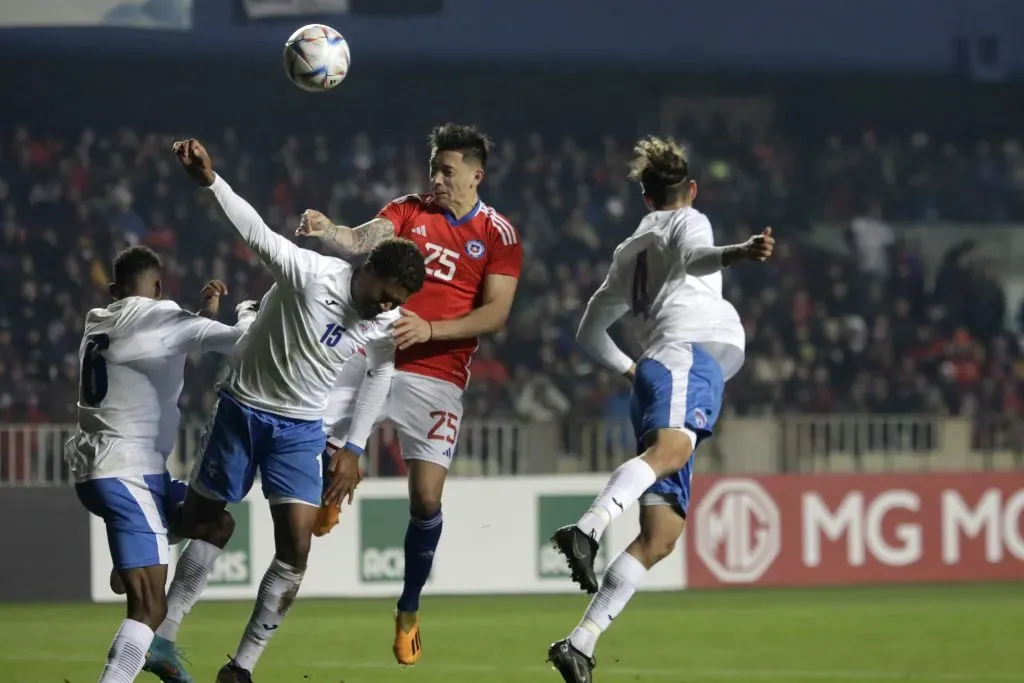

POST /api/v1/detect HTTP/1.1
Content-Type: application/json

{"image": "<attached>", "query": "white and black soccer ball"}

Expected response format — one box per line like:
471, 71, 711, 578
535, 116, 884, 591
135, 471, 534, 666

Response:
283, 24, 351, 93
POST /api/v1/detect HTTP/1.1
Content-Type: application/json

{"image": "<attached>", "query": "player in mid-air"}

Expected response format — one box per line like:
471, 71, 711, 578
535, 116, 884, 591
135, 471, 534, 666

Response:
545, 136, 774, 682
296, 122, 522, 665
66, 246, 256, 683
145, 139, 424, 683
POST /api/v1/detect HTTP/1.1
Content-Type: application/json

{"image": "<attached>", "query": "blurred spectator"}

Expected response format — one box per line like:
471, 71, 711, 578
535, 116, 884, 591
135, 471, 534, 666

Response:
1, 123, 1022, 428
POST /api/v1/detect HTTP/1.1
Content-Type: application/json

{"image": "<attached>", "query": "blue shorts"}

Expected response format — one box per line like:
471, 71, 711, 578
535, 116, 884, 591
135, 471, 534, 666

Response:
190, 391, 326, 507
76, 472, 176, 570
630, 344, 724, 516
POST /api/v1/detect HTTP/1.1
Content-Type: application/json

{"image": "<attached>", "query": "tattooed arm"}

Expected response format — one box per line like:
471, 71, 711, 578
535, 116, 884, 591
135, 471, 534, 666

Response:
296, 211, 395, 258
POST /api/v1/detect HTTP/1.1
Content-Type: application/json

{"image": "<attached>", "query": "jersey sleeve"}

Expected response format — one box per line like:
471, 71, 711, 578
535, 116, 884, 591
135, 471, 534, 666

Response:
575, 257, 634, 375
377, 196, 422, 236
484, 216, 524, 278
340, 321, 396, 454
209, 174, 329, 290
675, 212, 725, 277
158, 304, 246, 356
110, 301, 243, 362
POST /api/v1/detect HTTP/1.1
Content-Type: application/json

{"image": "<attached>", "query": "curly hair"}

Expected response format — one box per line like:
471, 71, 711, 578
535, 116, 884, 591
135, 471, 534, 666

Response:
428, 123, 493, 168
366, 238, 426, 294
112, 245, 162, 289
628, 136, 690, 207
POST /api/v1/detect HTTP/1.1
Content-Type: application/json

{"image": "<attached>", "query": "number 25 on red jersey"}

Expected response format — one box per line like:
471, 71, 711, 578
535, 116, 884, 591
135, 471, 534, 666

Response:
423, 242, 459, 281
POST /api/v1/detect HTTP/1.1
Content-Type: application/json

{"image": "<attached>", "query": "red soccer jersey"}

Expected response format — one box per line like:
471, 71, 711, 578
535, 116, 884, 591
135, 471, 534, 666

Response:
378, 194, 522, 389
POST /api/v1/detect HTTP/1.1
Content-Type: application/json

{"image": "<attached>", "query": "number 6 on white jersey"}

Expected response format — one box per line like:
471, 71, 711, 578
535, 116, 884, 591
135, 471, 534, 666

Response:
424, 242, 459, 281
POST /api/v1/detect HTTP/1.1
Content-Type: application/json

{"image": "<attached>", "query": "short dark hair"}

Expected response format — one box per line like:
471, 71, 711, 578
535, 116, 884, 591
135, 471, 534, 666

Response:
428, 123, 492, 168
628, 136, 690, 207
112, 246, 162, 288
366, 238, 425, 294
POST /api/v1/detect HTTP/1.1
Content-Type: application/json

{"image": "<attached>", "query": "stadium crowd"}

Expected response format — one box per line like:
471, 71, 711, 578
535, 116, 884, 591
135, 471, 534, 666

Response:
1, 124, 1023, 433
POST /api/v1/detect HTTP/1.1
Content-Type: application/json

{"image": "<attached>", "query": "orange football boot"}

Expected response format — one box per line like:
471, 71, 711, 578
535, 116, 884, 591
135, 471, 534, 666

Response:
313, 503, 340, 537
393, 611, 422, 665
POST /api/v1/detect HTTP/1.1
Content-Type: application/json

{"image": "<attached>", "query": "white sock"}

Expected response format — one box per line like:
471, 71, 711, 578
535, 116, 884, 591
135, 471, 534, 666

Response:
233, 557, 305, 671
98, 619, 154, 683
577, 457, 657, 541
568, 551, 648, 657
157, 539, 222, 641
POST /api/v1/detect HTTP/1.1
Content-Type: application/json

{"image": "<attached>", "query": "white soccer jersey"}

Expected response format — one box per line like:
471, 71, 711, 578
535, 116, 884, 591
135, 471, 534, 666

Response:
67, 297, 254, 482
209, 174, 398, 435
577, 207, 745, 379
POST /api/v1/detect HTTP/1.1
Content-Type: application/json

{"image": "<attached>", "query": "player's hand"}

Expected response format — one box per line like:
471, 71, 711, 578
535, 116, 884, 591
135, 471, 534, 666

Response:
236, 299, 260, 316
324, 446, 363, 507
296, 209, 333, 239
740, 227, 775, 262
198, 280, 228, 319
172, 138, 216, 187
392, 309, 432, 350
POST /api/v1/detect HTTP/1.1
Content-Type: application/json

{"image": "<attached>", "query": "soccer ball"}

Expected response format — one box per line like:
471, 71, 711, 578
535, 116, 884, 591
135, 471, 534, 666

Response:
283, 24, 351, 93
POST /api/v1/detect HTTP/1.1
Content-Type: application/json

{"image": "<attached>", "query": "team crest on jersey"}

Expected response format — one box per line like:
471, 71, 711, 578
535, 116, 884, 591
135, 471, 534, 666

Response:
359, 321, 374, 333
692, 408, 708, 430
464, 239, 486, 260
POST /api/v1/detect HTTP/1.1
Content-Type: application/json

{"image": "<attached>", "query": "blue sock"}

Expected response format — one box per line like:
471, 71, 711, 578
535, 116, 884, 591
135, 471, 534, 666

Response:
397, 508, 442, 613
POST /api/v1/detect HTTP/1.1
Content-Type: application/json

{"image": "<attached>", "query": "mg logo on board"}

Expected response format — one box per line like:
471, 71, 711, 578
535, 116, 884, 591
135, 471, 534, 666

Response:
694, 479, 780, 583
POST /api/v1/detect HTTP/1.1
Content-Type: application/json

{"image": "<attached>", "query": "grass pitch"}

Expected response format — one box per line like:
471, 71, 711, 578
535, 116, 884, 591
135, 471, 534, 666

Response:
0, 584, 1021, 682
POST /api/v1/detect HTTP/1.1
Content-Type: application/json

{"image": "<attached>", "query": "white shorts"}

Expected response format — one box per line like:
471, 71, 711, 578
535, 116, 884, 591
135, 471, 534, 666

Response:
324, 354, 465, 469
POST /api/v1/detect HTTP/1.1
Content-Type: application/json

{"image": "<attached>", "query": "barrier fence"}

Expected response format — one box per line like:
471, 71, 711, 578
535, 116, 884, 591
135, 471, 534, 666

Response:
4, 415, 1021, 486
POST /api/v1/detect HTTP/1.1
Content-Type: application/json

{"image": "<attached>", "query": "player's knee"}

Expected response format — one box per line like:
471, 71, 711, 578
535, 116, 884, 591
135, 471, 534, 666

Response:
205, 509, 236, 547
179, 497, 233, 547
631, 533, 677, 567
276, 537, 311, 571
642, 432, 694, 477
409, 492, 441, 520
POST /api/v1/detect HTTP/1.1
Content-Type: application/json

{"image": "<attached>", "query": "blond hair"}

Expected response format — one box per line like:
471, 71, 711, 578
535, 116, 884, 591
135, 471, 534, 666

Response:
628, 136, 690, 206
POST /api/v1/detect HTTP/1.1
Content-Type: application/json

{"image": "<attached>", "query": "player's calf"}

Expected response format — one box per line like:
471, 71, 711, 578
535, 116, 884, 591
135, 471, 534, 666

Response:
148, 488, 236, 683
557, 504, 683, 672
392, 461, 447, 665
224, 502, 316, 678
97, 565, 167, 683
121, 565, 169, 629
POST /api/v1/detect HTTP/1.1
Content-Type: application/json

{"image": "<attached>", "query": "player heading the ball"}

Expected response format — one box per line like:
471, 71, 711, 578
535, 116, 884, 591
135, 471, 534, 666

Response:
145, 139, 424, 683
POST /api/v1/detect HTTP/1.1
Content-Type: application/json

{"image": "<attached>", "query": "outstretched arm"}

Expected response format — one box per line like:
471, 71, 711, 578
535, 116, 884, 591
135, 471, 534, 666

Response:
173, 138, 326, 289
684, 226, 775, 277
296, 210, 396, 258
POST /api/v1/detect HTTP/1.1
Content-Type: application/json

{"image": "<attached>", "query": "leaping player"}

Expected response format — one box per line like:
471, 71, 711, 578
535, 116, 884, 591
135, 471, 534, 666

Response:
66, 247, 255, 683
297, 123, 522, 665
545, 136, 774, 683
146, 139, 424, 683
